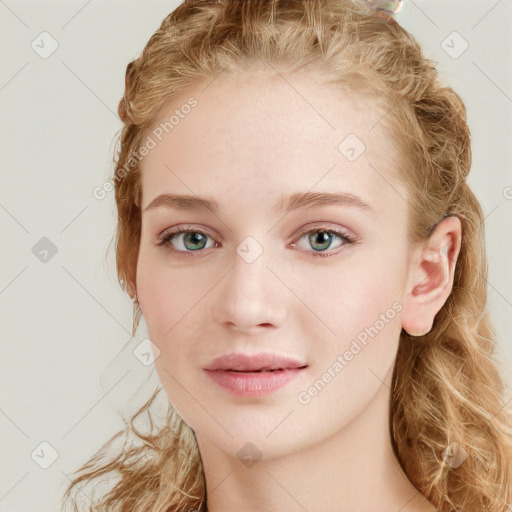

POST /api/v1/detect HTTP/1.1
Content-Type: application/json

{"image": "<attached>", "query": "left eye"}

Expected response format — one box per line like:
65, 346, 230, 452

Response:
156, 226, 356, 258
292, 227, 355, 257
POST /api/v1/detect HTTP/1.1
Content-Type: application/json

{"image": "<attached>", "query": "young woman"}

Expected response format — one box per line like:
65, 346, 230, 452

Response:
61, 0, 512, 510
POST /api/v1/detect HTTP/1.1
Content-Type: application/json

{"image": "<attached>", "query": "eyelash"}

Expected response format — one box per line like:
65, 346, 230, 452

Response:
156, 225, 357, 258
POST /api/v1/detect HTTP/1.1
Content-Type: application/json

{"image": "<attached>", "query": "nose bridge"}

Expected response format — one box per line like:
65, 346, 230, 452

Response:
211, 235, 287, 330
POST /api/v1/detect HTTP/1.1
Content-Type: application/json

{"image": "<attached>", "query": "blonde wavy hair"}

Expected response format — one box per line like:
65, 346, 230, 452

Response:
61, 0, 512, 510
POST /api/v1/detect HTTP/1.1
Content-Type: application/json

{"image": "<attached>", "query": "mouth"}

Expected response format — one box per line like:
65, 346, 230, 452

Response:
204, 352, 308, 396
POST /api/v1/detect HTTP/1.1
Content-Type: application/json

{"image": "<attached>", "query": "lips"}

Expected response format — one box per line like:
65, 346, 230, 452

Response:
204, 352, 308, 372
204, 352, 308, 397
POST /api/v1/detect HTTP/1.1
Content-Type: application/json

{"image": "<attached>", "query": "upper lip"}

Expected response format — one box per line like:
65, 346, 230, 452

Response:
204, 352, 308, 372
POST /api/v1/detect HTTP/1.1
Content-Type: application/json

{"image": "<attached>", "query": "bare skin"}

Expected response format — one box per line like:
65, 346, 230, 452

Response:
135, 64, 459, 511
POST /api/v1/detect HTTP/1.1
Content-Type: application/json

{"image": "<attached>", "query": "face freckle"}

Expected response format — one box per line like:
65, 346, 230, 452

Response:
135, 66, 413, 459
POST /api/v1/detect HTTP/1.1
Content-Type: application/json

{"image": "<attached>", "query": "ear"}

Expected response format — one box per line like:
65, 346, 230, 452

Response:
401, 216, 462, 337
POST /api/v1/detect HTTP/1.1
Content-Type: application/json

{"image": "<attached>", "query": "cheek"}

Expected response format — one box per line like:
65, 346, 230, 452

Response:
135, 249, 217, 391
304, 246, 405, 327
136, 253, 202, 411
136, 249, 207, 336
297, 245, 407, 375
291, 260, 405, 423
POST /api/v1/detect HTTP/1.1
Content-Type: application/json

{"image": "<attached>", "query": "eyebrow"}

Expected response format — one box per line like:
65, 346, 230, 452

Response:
143, 191, 375, 216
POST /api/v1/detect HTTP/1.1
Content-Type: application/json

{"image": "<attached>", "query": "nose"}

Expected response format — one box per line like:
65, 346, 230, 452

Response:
211, 247, 288, 333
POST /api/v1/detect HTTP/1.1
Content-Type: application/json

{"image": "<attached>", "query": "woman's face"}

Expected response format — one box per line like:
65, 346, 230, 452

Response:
136, 67, 415, 460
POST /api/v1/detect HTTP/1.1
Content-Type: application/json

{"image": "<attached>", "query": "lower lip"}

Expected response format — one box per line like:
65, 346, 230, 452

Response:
204, 368, 305, 397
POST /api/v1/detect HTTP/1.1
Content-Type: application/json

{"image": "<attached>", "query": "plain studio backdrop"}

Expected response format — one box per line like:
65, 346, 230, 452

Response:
1, 1, 511, 510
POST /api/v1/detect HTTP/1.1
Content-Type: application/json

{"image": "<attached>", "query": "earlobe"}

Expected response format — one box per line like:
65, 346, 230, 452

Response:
401, 216, 462, 337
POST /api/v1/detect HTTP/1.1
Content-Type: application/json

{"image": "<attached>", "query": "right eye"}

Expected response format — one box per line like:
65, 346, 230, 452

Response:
157, 227, 218, 256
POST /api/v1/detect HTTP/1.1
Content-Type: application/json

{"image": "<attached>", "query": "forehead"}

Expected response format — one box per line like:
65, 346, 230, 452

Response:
139, 66, 405, 213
